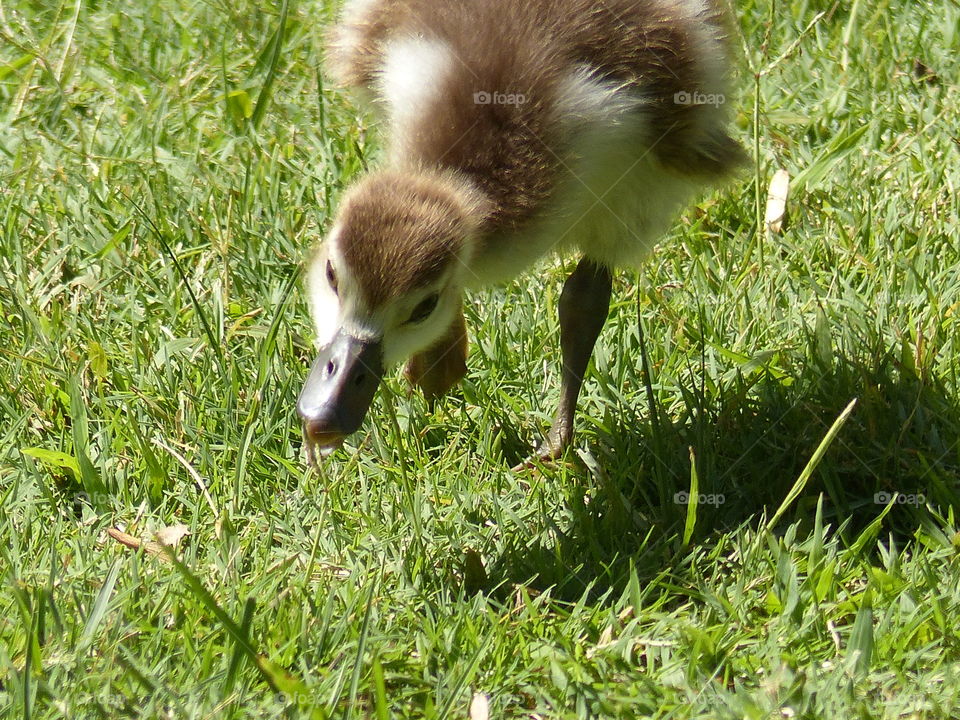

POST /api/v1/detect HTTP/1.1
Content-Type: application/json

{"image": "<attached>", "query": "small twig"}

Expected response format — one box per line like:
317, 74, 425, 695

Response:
106, 528, 171, 562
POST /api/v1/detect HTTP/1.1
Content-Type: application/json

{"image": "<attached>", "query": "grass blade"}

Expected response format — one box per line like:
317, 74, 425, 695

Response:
225, 597, 257, 695
80, 559, 121, 644
766, 399, 858, 531
371, 657, 389, 720
346, 575, 379, 720
251, 0, 291, 130
848, 589, 874, 675
68, 376, 108, 506
682, 446, 700, 547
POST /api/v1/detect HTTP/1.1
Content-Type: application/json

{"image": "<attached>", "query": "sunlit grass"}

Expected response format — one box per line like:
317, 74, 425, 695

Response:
2, 0, 959, 717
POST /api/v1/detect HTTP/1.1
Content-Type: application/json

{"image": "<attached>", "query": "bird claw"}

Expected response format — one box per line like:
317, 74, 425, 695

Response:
510, 422, 572, 473
510, 453, 559, 474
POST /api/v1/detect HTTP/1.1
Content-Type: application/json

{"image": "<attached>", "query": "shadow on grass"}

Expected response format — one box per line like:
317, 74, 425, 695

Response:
488, 349, 960, 600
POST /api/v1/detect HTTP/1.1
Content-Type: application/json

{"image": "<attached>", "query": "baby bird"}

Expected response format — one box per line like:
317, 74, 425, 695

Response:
298, 0, 744, 464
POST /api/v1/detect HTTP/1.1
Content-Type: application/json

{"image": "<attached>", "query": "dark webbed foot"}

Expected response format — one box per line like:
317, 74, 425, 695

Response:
514, 258, 612, 471
404, 307, 469, 403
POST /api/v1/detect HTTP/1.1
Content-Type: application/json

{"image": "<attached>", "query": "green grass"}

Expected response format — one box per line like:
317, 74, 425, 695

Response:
2, 0, 960, 717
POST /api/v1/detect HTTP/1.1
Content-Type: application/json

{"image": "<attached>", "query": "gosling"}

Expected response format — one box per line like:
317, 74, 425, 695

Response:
297, 0, 745, 464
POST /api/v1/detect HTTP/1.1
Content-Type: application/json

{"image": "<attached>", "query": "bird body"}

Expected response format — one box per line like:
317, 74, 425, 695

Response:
298, 0, 744, 462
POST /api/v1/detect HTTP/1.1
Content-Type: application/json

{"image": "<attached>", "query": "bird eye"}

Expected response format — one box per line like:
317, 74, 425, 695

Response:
326, 260, 338, 295
407, 294, 439, 324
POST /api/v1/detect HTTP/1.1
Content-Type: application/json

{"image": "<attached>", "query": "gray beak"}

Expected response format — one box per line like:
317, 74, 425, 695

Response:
297, 330, 384, 463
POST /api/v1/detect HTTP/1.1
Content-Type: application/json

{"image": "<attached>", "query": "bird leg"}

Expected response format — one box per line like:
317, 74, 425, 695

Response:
404, 306, 468, 403
535, 258, 613, 462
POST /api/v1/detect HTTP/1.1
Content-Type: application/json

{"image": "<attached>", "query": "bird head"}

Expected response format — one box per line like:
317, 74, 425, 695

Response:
297, 169, 487, 461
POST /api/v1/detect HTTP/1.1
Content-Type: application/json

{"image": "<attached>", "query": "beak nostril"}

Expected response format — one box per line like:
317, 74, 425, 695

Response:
299, 332, 382, 450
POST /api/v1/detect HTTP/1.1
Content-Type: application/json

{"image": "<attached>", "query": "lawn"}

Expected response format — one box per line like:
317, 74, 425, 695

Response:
2, 0, 960, 717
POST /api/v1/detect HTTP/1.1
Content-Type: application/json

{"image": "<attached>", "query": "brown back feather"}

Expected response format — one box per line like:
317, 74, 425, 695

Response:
328, 0, 745, 244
